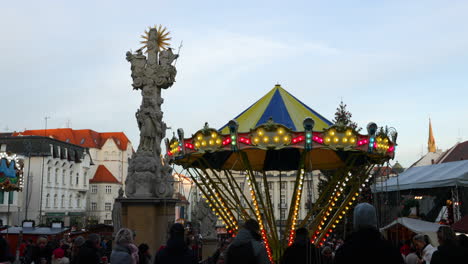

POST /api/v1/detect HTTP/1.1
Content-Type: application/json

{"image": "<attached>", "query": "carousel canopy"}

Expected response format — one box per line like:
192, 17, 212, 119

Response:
219, 84, 333, 134
373, 160, 468, 193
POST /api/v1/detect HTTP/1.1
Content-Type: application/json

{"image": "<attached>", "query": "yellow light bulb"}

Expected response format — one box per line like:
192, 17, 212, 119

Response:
330, 130, 335, 136
278, 128, 285, 135
202, 141, 207, 146
325, 137, 331, 143
216, 139, 221, 144
263, 137, 269, 143
274, 136, 280, 142
350, 138, 356, 143
195, 142, 200, 147
211, 132, 217, 138
334, 137, 339, 143
346, 130, 352, 136
197, 135, 202, 141
283, 136, 290, 142
209, 140, 214, 145
342, 137, 348, 143
254, 137, 260, 143
258, 129, 264, 136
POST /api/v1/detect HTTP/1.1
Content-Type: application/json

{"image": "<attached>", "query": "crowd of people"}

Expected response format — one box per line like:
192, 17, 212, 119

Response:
1, 203, 468, 264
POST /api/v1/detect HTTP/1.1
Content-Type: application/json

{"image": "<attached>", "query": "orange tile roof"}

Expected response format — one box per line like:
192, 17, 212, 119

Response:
13, 128, 131, 151
89, 165, 121, 184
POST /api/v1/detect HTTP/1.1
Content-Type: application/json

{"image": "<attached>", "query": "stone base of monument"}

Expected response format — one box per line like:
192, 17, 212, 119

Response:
118, 198, 179, 254
202, 238, 218, 260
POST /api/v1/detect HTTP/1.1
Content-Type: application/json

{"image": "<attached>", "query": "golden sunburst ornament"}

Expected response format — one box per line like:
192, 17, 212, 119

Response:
140, 25, 171, 52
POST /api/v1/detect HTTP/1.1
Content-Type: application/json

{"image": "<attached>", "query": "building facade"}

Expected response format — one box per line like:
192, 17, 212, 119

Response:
88, 165, 122, 224
13, 128, 133, 225
0, 136, 91, 227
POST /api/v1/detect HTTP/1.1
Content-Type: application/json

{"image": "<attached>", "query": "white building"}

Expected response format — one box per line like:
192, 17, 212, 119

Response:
12, 128, 133, 225
0, 135, 91, 227
88, 165, 122, 224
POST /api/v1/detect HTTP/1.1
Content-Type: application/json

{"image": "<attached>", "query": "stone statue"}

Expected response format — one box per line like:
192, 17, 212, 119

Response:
192, 199, 218, 239
112, 187, 124, 235
125, 27, 178, 198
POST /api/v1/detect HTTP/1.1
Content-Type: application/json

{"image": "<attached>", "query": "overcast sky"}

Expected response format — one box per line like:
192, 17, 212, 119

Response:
2, 0, 467, 168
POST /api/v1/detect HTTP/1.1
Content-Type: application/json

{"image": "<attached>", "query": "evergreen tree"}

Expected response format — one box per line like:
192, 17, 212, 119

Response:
333, 100, 361, 131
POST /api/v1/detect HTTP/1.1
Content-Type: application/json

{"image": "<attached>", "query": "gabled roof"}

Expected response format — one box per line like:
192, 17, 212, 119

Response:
436, 140, 468, 164
89, 165, 120, 184
13, 128, 131, 151
219, 84, 332, 133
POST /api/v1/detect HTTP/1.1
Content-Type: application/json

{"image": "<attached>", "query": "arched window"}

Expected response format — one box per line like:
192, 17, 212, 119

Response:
70, 171, 73, 185
47, 167, 51, 183
69, 195, 72, 208
61, 195, 65, 208
53, 194, 57, 207
104, 151, 109, 161
55, 168, 59, 183
46, 194, 50, 208
76, 173, 79, 186
112, 151, 116, 158
62, 169, 66, 185
77, 195, 81, 208
84, 172, 87, 186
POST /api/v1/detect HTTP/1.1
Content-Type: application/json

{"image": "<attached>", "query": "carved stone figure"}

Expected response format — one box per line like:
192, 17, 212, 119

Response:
193, 199, 218, 239
112, 187, 124, 235
124, 27, 178, 198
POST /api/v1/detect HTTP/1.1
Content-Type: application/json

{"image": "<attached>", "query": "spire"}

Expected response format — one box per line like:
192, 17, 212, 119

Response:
428, 118, 436, 153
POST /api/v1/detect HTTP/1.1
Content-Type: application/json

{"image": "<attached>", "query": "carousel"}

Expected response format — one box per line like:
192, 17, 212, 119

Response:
166, 85, 397, 262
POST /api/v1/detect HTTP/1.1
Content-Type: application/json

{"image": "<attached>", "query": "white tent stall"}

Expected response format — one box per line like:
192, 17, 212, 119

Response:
380, 217, 442, 246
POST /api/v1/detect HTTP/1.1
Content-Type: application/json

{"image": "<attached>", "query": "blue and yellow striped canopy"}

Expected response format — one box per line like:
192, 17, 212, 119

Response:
220, 84, 333, 133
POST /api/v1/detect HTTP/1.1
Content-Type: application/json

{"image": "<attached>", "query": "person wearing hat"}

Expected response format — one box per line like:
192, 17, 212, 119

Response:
334, 203, 404, 264
52, 247, 70, 264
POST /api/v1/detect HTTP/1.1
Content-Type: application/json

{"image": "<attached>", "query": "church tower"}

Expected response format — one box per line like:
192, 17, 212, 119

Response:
428, 118, 436, 153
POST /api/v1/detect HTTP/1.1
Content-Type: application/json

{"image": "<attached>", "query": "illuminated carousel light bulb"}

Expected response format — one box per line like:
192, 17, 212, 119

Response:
342, 137, 348, 143
211, 132, 217, 138
197, 135, 202, 141
202, 141, 207, 146
263, 137, 269, 143
209, 140, 214, 145
278, 128, 285, 135
216, 139, 221, 144
334, 137, 339, 143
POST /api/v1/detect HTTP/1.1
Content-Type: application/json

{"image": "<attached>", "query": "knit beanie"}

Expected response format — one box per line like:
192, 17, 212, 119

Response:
353, 202, 377, 230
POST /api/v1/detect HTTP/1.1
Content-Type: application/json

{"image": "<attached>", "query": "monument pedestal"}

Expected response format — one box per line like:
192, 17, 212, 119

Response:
119, 198, 179, 253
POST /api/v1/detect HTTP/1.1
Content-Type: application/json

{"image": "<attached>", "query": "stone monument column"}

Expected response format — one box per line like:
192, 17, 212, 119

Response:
115, 26, 180, 253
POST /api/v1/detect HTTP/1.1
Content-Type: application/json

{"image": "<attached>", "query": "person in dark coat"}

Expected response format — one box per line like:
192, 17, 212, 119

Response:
0, 235, 15, 263
29, 236, 53, 264
281, 227, 317, 264
138, 243, 152, 264
334, 203, 404, 264
430, 226, 467, 264
75, 233, 101, 264
154, 223, 197, 264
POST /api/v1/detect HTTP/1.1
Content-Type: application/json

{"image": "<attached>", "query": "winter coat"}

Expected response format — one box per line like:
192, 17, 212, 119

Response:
29, 246, 53, 264
420, 244, 436, 264
280, 240, 318, 264
75, 240, 100, 264
111, 244, 133, 264
225, 229, 269, 264
334, 227, 404, 264
430, 243, 467, 264
154, 237, 197, 264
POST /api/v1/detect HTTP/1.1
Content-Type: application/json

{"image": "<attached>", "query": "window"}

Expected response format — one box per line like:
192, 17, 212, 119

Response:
62, 170, 66, 185
8, 192, 14, 205
280, 182, 287, 190
53, 194, 57, 207
69, 195, 72, 208
55, 168, 59, 183
105, 203, 112, 211
280, 194, 286, 205
280, 209, 286, 220
76, 173, 79, 185
61, 195, 65, 208
77, 195, 81, 208
84, 172, 87, 186
0, 191, 4, 204
91, 202, 97, 211
91, 185, 98, 193
46, 194, 50, 208
47, 167, 51, 183
104, 151, 109, 161
240, 182, 244, 191
106, 185, 112, 194
70, 171, 73, 185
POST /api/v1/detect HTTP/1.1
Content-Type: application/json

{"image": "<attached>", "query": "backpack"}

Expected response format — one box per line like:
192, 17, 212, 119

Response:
226, 241, 257, 264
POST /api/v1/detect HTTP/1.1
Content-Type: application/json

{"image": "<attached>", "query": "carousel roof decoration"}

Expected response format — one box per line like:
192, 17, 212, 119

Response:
167, 85, 398, 262
0, 152, 24, 191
